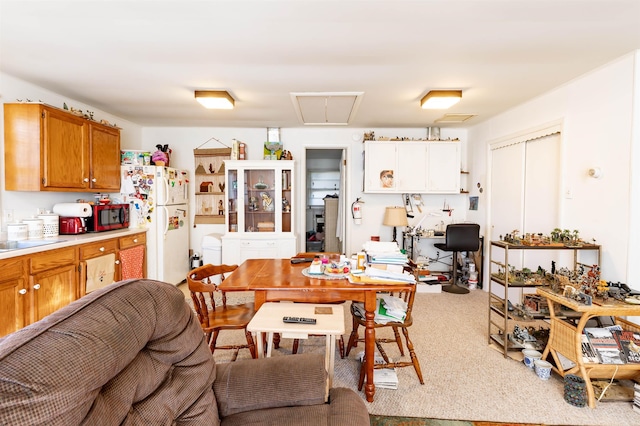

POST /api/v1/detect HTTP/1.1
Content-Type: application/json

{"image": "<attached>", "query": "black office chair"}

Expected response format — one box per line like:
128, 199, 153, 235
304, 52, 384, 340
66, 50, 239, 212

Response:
433, 223, 481, 294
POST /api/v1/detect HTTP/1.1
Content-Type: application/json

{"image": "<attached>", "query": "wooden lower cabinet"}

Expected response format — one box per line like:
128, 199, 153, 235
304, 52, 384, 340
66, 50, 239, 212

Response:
79, 239, 119, 297
29, 264, 78, 324
0, 231, 147, 338
118, 232, 147, 280
28, 247, 79, 324
0, 257, 28, 337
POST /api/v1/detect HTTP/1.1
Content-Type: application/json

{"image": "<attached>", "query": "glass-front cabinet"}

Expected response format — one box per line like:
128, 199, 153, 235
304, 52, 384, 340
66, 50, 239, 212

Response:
222, 160, 296, 265
226, 160, 293, 233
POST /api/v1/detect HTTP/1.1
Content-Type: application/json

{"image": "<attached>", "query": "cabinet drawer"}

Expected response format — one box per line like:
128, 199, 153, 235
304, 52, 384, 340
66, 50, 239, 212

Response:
30, 247, 78, 274
80, 239, 118, 260
119, 232, 146, 250
0, 257, 26, 281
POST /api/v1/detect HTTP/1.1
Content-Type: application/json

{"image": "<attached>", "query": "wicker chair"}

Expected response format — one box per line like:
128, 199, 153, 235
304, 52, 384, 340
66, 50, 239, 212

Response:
187, 263, 257, 360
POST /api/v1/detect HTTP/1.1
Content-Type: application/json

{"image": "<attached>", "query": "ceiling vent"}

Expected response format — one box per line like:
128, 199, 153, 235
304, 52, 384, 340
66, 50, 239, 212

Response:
290, 92, 364, 125
434, 113, 477, 123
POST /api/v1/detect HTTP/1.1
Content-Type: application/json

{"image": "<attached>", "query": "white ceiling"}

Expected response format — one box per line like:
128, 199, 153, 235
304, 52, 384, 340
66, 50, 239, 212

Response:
1, 0, 639, 129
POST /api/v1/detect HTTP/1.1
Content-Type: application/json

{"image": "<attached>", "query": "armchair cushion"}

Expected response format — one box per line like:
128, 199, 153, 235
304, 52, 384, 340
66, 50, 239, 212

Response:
214, 353, 327, 417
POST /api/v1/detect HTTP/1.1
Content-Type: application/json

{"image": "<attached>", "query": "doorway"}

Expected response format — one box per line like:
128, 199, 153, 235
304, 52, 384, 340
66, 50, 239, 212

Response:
304, 148, 346, 254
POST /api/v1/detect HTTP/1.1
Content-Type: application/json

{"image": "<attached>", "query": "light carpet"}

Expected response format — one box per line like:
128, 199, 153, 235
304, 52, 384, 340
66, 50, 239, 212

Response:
181, 286, 639, 425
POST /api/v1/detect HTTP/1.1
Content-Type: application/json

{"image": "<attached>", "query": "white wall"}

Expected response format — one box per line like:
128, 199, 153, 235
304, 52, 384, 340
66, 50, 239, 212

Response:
0, 72, 143, 226
468, 51, 639, 287
143, 126, 470, 257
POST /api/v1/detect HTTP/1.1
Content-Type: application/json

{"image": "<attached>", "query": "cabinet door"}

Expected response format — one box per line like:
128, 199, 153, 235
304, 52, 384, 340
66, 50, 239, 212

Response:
364, 142, 396, 192
43, 107, 89, 190
119, 233, 147, 280
30, 264, 78, 323
396, 142, 428, 192
89, 123, 121, 191
427, 142, 460, 193
0, 258, 28, 337
80, 239, 119, 295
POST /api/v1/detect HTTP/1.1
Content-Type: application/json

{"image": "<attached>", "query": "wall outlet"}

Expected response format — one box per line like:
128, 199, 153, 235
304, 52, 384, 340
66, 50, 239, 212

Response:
2, 209, 14, 224
564, 188, 573, 199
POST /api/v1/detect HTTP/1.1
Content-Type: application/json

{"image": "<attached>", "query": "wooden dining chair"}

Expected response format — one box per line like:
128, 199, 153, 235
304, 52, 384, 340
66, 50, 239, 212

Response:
345, 287, 424, 387
187, 263, 257, 361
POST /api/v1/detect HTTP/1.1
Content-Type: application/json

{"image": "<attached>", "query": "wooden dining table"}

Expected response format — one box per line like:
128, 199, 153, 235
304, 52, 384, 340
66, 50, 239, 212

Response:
218, 257, 415, 402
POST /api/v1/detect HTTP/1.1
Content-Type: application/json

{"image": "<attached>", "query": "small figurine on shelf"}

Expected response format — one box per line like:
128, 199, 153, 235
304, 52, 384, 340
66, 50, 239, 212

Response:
249, 196, 259, 211
218, 200, 224, 216
261, 192, 274, 211
282, 197, 291, 213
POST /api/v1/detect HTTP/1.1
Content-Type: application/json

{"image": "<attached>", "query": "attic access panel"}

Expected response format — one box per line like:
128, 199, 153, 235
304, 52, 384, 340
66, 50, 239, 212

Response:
291, 92, 364, 125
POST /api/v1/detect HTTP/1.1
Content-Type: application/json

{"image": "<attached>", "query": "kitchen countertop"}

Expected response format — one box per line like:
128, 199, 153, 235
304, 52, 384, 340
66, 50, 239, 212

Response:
0, 228, 148, 260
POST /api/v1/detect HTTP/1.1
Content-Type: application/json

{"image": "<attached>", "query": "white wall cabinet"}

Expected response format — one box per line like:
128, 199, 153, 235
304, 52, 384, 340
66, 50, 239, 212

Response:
221, 160, 297, 265
364, 141, 460, 194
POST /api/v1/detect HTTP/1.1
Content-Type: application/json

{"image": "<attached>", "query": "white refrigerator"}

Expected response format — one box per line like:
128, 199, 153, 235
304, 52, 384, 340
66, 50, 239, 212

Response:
119, 165, 190, 285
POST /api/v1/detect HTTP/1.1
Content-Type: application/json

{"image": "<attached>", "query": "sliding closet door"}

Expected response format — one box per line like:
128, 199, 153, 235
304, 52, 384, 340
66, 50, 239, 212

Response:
489, 130, 561, 301
490, 143, 526, 252
523, 134, 561, 270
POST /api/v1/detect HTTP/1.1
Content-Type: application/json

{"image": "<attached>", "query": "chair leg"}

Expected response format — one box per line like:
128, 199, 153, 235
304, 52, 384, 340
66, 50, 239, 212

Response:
338, 335, 345, 359
345, 316, 360, 357
401, 327, 424, 384
452, 250, 458, 285
392, 326, 404, 356
245, 330, 257, 359
443, 250, 469, 294
292, 339, 300, 354
357, 357, 366, 390
209, 330, 220, 353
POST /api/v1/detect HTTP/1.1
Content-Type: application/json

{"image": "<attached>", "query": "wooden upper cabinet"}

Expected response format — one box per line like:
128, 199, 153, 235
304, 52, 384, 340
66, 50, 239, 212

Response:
43, 107, 89, 190
89, 123, 121, 190
4, 103, 121, 192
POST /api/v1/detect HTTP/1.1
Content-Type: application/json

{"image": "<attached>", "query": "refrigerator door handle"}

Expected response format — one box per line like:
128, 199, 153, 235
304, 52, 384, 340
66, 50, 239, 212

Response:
162, 206, 170, 238
163, 177, 171, 205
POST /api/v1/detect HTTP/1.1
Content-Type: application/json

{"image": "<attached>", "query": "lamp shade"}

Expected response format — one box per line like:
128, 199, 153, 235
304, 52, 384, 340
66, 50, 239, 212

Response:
383, 206, 408, 227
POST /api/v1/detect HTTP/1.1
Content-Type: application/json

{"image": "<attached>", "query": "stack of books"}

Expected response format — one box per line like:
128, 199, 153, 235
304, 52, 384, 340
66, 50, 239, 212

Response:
574, 326, 640, 367
358, 351, 398, 390
352, 294, 408, 324
584, 326, 626, 364
634, 382, 640, 414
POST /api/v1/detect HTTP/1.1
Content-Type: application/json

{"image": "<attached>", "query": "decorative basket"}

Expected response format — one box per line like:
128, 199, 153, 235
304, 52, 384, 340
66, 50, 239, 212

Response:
564, 374, 587, 407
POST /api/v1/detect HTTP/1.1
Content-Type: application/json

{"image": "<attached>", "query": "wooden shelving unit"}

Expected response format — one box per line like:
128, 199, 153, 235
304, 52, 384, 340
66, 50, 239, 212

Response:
193, 148, 231, 225
488, 240, 601, 358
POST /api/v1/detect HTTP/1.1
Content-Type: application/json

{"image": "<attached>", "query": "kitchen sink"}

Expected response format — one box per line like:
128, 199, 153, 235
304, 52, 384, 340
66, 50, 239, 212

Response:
0, 239, 66, 252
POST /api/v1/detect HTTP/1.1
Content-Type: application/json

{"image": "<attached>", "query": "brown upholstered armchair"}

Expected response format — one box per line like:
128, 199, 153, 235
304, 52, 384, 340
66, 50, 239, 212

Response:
0, 279, 370, 426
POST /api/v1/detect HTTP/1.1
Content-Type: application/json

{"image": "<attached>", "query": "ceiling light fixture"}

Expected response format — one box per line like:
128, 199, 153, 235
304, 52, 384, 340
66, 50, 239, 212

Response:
195, 90, 235, 109
420, 90, 462, 109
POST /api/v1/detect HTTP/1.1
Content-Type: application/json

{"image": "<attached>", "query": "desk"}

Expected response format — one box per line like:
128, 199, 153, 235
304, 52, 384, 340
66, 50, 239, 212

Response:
403, 232, 484, 288
247, 302, 344, 387
537, 287, 640, 408
219, 258, 414, 402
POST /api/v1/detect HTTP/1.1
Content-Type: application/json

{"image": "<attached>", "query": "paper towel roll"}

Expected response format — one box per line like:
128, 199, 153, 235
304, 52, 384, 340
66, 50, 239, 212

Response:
53, 203, 93, 217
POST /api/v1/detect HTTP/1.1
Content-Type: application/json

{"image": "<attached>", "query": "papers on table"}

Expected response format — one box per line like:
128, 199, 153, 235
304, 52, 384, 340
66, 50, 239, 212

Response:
361, 241, 402, 254
364, 266, 416, 283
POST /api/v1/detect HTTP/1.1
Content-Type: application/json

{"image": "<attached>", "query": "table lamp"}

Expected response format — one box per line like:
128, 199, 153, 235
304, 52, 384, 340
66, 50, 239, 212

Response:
383, 206, 408, 243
